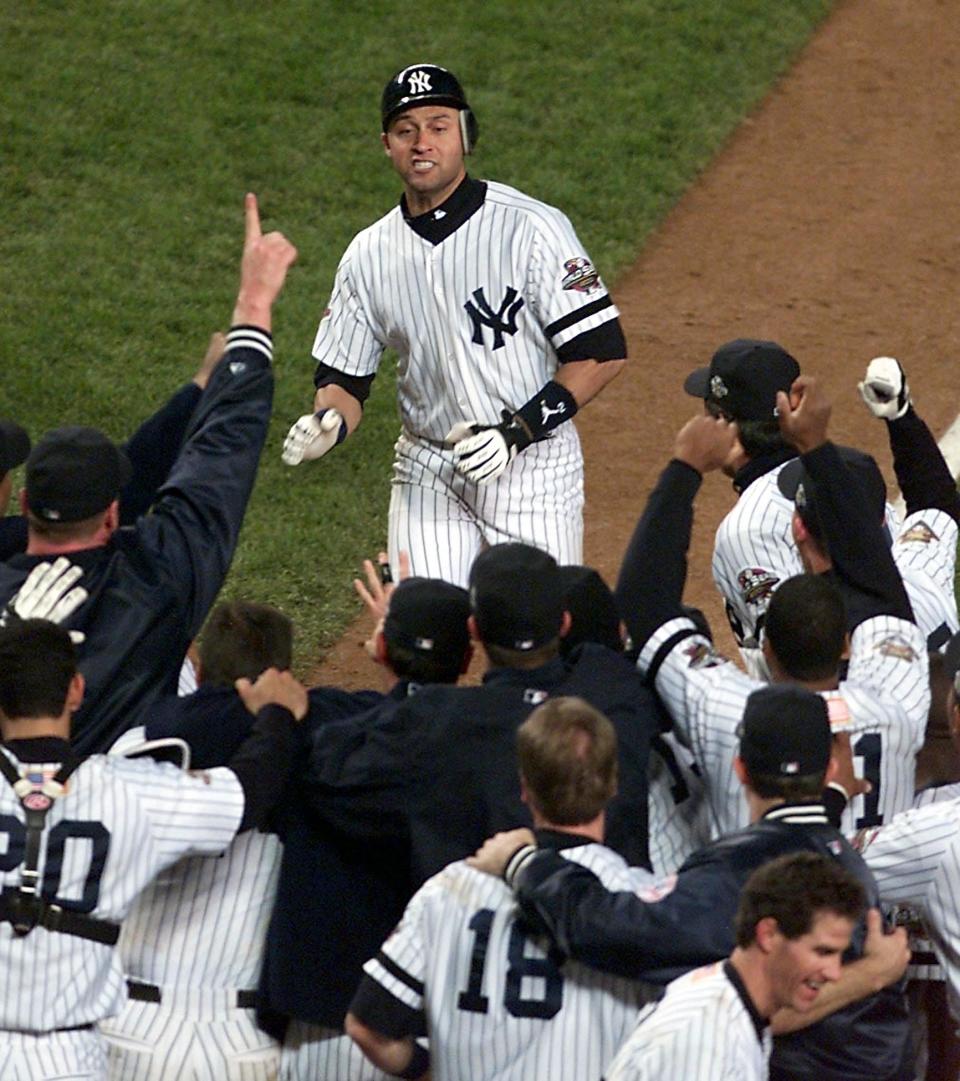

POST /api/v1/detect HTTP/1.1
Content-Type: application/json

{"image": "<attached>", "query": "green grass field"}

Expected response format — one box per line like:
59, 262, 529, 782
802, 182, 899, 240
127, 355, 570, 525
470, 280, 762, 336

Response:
0, 0, 834, 666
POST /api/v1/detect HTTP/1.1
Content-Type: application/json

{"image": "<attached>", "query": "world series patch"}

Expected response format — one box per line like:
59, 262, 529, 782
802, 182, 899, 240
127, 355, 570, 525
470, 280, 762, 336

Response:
560, 257, 601, 293
737, 568, 779, 606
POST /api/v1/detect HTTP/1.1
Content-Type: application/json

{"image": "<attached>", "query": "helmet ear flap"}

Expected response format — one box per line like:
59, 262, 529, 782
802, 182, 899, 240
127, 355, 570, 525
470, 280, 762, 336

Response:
460, 109, 479, 155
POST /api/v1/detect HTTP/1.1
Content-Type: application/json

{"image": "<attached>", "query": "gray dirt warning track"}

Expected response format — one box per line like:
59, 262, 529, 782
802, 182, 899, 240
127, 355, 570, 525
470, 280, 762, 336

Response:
309, 0, 960, 687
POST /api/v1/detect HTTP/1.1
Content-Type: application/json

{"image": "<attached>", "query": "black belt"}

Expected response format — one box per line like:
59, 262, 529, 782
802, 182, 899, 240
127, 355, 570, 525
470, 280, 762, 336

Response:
126, 980, 257, 1009
0, 893, 119, 945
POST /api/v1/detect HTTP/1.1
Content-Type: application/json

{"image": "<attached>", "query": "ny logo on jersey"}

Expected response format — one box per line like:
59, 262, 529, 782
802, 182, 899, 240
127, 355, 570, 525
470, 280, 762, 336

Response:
463, 287, 525, 350
408, 69, 432, 94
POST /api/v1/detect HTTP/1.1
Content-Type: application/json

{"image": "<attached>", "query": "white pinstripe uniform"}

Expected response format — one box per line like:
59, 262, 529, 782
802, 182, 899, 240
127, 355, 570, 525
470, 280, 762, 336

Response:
100, 726, 282, 1081
356, 844, 656, 1081
312, 181, 621, 586
638, 612, 929, 839
893, 509, 959, 650
711, 463, 800, 679
646, 732, 712, 876
605, 960, 771, 1081
856, 793, 960, 1020
0, 748, 242, 1081
896, 782, 960, 985
281, 1019, 391, 1081
713, 479, 957, 674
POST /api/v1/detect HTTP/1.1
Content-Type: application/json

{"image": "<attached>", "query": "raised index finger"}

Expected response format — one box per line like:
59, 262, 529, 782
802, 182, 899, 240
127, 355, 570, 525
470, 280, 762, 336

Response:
244, 192, 261, 243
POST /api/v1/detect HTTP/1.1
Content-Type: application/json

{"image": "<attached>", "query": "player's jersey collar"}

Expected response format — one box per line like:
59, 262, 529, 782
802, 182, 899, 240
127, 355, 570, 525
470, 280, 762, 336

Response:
761, 801, 829, 825
723, 959, 768, 1041
534, 827, 593, 851
732, 445, 798, 495
400, 175, 487, 245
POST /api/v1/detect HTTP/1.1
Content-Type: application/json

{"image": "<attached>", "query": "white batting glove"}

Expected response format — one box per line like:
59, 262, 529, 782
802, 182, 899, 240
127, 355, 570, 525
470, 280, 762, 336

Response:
281, 408, 345, 465
858, 356, 911, 420
1, 558, 88, 643
451, 425, 516, 484
445, 420, 479, 444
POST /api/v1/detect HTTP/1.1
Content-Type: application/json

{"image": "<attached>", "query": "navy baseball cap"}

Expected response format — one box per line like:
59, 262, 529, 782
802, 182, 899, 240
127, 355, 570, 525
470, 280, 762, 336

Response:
776, 446, 887, 525
26, 426, 131, 523
0, 419, 30, 474
469, 543, 564, 652
684, 339, 800, 422
383, 577, 470, 667
738, 685, 831, 779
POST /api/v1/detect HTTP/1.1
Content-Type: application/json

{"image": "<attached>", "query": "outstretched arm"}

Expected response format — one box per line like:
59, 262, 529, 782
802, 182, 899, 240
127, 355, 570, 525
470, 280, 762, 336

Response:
471, 835, 731, 981
615, 415, 735, 648
119, 334, 225, 523
146, 194, 297, 633
777, 376, 912, 623
859, 356, 960, 522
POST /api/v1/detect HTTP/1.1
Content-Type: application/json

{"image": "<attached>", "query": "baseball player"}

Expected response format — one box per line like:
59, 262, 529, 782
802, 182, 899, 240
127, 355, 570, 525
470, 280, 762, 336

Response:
345, 697, 658, 1081
605, 852, 864, 1081
0, 192, 298, 755
304, 543, 659, 883
707, 349, 958, 674
273, 576, 472, 1081
613, 388, 927, 839
853, 633, 960, 1047
282, 63, 626, 586
682, 339, 804, 678
472, 684, 914, 1081
0, 618, 307, 1081
100, 601, 299, 1081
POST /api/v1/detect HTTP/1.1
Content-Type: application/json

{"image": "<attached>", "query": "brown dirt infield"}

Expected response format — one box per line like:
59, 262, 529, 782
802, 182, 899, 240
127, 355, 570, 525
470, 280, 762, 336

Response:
309, 0, 960, 688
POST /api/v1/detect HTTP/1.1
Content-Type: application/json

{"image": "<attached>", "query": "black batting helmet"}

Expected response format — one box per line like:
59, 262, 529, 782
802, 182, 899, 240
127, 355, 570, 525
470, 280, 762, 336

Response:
381, 63, 479, 154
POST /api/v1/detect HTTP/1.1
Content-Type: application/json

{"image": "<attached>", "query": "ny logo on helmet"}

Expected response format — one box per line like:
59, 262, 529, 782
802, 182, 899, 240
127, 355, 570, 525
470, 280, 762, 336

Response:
463, 287, 525, 350
408, 70, 432, 94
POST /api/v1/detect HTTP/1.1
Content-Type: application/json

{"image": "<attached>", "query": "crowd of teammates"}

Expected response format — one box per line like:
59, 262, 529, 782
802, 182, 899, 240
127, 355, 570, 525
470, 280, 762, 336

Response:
4, 60, 960, 1081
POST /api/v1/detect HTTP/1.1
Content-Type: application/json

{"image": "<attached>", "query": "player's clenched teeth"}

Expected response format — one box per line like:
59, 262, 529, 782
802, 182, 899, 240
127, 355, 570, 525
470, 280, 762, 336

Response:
413, 161, 435, 171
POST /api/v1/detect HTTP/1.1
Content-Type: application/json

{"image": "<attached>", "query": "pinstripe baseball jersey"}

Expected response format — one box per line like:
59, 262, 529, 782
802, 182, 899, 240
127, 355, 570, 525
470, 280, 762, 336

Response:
605, 960, 771, 1081
102, 718, 283, 1081
638, 612, 928, 838
0, 745, 242, 1033
890, 781, 960, 984
714, 478, 957, 668
711, 462, 799, 678
893, 509, 959, 651
313, 180, 619, 440
354, 842, 656, 1081
646, 732, 711, 876
115, 828, 281, 990
857, 793, 960, 1017
312, 178, 621, 583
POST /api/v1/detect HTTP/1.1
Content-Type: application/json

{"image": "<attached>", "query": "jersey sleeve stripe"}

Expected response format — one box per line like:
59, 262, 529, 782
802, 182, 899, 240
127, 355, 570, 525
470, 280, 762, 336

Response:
373, 948, 426, 996
226, 326, 273, 362
544, 295, 614, 339
645, 627, 700, 688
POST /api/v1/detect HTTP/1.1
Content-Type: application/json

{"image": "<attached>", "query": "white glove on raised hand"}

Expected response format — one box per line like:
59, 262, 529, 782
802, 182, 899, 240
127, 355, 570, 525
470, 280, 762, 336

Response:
1, 558, 88, 643
281, 408, 345, 465
858, 356, 911, 420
